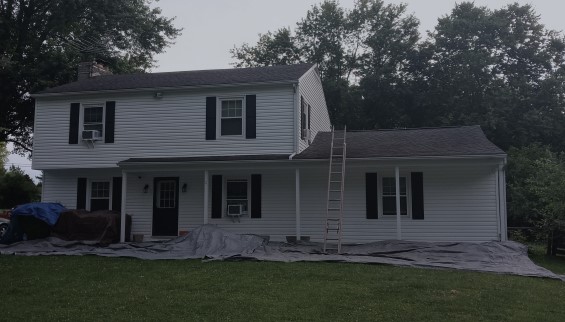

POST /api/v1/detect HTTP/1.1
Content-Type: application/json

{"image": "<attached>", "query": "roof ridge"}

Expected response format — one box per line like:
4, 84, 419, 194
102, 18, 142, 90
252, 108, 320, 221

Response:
84, 63, 316, 78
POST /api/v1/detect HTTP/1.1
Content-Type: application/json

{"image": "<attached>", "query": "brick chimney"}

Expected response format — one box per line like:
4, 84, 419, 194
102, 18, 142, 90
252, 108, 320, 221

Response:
77, 60, 112, 81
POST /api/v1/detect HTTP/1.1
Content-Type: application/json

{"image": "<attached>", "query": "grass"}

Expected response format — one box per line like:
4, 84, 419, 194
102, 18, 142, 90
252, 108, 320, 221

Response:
0, 253, 564, 321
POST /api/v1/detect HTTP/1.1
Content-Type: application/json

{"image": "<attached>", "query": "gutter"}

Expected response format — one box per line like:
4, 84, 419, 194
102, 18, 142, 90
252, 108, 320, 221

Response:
32, 80, 299, 98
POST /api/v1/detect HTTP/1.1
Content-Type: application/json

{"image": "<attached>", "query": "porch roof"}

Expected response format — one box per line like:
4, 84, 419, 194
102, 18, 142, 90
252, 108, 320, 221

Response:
295, 125, 506, 160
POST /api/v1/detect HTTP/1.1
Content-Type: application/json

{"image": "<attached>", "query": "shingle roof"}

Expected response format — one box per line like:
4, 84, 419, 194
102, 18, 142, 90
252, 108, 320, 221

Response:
37, 64, 315, 94
117, 126, 504, 165
295, 126, 505, 159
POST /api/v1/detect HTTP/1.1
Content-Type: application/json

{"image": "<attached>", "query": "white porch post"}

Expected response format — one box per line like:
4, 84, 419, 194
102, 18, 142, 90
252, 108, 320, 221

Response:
203, 170, 209, 224
120, 171, 128, 243
295, 168, 301, 239
395, 166, 402, 240
499, 163, 508, 241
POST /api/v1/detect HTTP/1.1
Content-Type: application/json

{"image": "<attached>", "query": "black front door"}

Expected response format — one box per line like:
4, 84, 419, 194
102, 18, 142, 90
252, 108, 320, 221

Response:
152, 177, 179, 236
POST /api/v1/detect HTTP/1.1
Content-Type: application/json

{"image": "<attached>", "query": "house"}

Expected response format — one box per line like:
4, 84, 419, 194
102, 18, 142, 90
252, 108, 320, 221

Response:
32, 63, 508, 243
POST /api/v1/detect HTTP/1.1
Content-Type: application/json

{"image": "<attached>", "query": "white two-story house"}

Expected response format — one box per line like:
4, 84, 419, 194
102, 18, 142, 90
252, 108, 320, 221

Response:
32, 63, 508, 243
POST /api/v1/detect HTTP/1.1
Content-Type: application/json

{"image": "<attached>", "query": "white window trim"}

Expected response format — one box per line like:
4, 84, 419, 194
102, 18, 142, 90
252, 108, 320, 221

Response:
377, 173, 412, 218
80, 103, 106, 142
86, 179, 112, 211
222, 176, 251, 218
217, 96, 246, 138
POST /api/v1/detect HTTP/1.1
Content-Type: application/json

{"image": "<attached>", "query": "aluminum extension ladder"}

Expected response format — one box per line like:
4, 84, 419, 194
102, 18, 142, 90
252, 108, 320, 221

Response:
323, 125, 346, 253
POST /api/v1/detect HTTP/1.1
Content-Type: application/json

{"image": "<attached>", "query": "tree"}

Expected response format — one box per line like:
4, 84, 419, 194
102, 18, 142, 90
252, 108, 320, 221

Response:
1, 0, 181, 154
421, 2, 565, 150
231, 0, 420, 129
507, 145, 565, 253
0, 165, 40, 208
0, 142, 7, 171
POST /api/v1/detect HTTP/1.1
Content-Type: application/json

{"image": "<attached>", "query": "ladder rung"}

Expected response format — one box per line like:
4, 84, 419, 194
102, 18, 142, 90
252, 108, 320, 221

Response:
326, 218, 340, 221
327, 208, 341, 211
329, 190, 341, 192
328, 199, 341, 201
330, 180, 341, 183
330, 171, 341, 174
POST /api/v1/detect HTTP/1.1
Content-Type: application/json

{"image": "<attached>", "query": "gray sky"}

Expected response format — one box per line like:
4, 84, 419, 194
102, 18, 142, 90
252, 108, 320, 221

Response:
7, 0, 565, 180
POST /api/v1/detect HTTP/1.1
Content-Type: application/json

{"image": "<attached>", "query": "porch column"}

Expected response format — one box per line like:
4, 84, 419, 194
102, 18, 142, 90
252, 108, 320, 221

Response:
498, 163, 508, 241
120, 171, 128, 243
395, 166, 402, 240
203, 170, 209, 224
295, 168, 301, 239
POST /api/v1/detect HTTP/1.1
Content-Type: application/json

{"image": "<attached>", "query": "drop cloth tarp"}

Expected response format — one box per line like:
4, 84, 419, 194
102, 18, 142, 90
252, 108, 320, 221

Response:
0, 225, 562, 280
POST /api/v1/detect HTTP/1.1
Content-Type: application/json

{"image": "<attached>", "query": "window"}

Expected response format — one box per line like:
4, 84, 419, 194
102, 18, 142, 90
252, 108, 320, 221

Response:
83, 105, 104, 136
382, 177, 408, 216
226, 180, 248, 215
300, 97, 307, 140
221, 99, 243, 136
157, 180, 176, 208
90, 181, 110, 211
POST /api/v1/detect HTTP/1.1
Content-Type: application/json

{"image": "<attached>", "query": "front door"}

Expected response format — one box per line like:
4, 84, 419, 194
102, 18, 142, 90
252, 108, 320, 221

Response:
152, 177, 179, 236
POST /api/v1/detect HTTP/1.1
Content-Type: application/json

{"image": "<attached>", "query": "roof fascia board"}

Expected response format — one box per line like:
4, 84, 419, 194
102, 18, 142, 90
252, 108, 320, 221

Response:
33, 80, 298, 98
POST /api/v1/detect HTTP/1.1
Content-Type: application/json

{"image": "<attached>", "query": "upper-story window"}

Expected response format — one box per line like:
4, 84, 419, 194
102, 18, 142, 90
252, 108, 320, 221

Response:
221, 98, 244, 136
301, 97, 307, 140
82, 105, 105, 140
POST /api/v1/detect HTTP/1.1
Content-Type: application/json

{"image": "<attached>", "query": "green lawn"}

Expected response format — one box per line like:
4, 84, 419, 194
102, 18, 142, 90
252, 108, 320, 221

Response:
0, 252, 564, 321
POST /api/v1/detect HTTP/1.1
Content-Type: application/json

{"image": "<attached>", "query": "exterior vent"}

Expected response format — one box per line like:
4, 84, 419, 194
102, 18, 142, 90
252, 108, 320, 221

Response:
82, 130, 102, 141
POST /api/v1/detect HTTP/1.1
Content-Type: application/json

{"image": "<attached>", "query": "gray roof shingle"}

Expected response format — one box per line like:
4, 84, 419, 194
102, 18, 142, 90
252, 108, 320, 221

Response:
37, 64, 315, 95
295, 126, 505, 159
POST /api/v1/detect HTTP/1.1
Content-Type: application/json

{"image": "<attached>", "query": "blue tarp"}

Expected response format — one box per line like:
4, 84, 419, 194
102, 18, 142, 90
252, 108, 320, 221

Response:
11, 202, 67, 226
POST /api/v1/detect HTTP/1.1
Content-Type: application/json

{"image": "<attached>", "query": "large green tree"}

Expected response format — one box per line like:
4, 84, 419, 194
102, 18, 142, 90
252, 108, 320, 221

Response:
232, 0, 420, 129
421, 3, 565, 150
1, 0, 181, 154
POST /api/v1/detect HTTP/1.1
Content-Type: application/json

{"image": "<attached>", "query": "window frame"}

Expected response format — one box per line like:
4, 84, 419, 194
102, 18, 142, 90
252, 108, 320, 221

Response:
218, 97, 246, 137
87, 180, 112, 211
80, 103, 106, 141
222, 176, 252, 218
300, 96, 307, 140
377, 173, 412, 218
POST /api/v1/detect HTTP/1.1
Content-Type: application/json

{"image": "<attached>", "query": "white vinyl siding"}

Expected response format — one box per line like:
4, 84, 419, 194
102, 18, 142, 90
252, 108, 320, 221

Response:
33, 85, 296, 170
41, 160, 500, 243
297, 67, 331, 152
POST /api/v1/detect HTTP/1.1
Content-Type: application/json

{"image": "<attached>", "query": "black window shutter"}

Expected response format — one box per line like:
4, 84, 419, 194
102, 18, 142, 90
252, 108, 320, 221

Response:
112, 177, 122, 211
69, 103, 80, 144
77, 177, 87, 209
206, 97, 216, 140
366, 173, 378, 219
105, 101, 116, 143
246, 95, 256, 139
251, 174, 262, 218
211, 175, 222, 218
411, 172, 425, 219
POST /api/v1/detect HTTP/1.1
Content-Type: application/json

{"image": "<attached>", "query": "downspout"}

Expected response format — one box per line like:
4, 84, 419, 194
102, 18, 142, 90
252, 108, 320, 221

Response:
293, 83, 299, 154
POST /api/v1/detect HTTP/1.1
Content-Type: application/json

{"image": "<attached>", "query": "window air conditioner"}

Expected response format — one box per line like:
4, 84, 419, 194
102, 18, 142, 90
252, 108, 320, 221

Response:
227, 204, 243, 217
82, 130, 102, 141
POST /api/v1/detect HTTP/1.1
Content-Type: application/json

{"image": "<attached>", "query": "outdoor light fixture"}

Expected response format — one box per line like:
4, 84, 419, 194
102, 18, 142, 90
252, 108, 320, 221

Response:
182, 183, 187, 192
143, 184, 149, 193
154, 92, 163, 99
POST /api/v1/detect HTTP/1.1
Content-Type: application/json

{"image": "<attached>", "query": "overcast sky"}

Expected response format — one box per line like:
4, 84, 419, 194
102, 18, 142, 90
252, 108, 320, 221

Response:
7, 0, 565, 180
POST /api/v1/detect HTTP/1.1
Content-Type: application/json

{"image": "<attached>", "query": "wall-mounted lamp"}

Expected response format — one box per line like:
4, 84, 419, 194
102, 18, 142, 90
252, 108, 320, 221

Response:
143, 184, 149, 193
154, 92, 163, 99
181, 183, 188, 193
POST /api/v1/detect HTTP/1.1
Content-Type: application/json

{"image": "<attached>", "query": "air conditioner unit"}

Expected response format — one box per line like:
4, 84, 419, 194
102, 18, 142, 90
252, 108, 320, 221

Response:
82, 130, 102, 141
227, 204, 242, 217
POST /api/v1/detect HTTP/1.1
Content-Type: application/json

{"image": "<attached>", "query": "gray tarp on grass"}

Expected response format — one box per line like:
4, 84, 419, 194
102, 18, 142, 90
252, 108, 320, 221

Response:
1, 224, 563, 281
